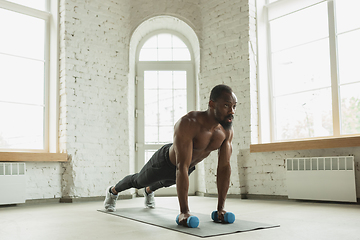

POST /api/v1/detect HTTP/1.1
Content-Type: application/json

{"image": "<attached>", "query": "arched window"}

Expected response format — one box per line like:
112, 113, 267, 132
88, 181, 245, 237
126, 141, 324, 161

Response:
137, 32, 193, 147
129, 16, 200, 195
136, 32, 195, 195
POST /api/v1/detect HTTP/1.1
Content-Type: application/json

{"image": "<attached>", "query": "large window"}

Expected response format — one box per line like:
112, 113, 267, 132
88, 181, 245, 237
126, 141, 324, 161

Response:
0, 0, 58, 152
257, 0, 360, 143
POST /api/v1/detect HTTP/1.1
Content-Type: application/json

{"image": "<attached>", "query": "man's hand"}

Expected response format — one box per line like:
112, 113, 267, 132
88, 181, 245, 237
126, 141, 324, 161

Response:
178, 212, 191, 227
216, 209, 227, 222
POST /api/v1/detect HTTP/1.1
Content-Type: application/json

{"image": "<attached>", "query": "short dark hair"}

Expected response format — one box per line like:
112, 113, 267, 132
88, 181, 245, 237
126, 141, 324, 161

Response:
209, 84, 233, 102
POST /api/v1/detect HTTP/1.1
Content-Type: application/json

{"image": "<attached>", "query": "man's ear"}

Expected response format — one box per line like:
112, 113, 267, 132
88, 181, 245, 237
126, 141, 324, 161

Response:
209, 100, 215, 109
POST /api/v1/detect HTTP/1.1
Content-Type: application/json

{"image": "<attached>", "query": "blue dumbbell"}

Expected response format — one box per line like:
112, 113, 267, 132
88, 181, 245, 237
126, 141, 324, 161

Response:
176, 214, 200, 228
211, 210, 235, 223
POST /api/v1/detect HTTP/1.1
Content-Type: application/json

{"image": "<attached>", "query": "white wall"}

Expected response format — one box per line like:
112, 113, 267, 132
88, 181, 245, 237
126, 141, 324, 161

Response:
23, 0, 360, 201
58, 0, 132, 198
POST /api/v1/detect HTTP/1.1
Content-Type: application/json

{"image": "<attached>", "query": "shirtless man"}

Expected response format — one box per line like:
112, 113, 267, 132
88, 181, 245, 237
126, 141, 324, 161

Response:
104, 84, 237, 226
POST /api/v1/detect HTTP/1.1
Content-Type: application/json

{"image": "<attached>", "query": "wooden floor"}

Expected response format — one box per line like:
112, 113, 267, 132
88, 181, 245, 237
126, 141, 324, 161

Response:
1, 196, 359, 240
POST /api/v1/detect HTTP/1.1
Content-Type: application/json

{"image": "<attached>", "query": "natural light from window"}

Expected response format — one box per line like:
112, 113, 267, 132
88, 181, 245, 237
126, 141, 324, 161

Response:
6, 0, 47, 11
144, 71, 187, 144
0, 5, 46, 150
139, 33, 191, 61
270, 2, 332, 141
263, 0, 360, 142
336, 0, 360, 135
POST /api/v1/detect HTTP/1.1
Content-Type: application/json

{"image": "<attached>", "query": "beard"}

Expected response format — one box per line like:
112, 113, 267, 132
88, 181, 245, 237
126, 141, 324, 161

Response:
218, 114, 234, 130
219, 120, 233, 130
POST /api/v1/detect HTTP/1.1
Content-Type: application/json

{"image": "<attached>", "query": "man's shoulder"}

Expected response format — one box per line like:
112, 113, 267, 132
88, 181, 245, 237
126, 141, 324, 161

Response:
178, 111, 200, 124
181, 111, 204, 122
175, 111, 204, 131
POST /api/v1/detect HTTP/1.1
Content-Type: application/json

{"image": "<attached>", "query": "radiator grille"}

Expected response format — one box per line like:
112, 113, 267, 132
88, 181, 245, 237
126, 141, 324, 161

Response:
0, 162, 26, 205
286, 156, 357, 202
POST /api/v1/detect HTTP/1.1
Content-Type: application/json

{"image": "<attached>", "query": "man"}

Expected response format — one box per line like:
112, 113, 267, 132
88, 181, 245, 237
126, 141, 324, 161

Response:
104, 84, 237, 226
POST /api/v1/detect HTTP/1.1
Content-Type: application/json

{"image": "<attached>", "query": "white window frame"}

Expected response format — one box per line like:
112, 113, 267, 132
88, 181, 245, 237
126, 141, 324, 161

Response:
256, 0, 360, 145
0, 0, 59, 153
135, 30, 196, 195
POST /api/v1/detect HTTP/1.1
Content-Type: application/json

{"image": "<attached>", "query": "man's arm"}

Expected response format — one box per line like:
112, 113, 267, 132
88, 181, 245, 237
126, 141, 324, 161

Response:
173, 117, 195, 226
216, 129, 233, 221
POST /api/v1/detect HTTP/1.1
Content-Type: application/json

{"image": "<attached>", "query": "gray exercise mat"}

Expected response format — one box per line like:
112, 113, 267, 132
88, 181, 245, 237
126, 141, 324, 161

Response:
98, 207, 279, 238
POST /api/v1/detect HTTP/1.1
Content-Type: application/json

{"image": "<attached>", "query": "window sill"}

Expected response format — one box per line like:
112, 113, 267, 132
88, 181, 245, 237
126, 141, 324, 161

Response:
0, 152, 68, 162
250, 136, 360, 153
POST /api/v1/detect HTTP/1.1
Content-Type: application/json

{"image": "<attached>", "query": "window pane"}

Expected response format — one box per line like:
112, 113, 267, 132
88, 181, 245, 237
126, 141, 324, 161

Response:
0, 103, 44, 149
145, 126, 158, 144
158, 71, 173, 89
272, 39, 331, 96
173, 71, 187, 89
158, 34, 172, 48
139, 33, 191, 61
340, 82, 360, 135
139, 49, 157, 61
335, 0, 360, 34
338, 29, 360, 85
274, 88, 333, 141
174, 89, 187, 123
144, 71, 158, 89
144, 89, 158, 126
158, 48, 172, 61
0, 54, 44, 105
6, 0, 47, 11
158, 89, 173, 126
144, 70, 188, 144
173, 48, 191, 61
0, 9, 45, 60
159, 126, 173, 143
270, 2, 328, 52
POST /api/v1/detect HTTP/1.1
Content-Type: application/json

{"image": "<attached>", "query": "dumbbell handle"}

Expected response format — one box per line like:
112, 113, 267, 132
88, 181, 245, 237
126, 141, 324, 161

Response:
176, 214, 199, 228
211, 210, 235, 223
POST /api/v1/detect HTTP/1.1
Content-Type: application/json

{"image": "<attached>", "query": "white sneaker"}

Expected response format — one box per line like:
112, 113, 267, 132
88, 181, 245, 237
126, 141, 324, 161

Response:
104, 186, 118, 212
144, 189, 155, 208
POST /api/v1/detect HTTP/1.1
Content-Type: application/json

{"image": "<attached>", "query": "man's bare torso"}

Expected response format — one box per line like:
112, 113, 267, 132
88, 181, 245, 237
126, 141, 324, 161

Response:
168, 111, 229, 168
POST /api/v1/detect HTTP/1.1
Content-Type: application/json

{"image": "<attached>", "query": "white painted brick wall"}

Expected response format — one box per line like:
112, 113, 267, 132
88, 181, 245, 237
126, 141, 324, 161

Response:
58, 0, 132, 198
25, 162, 62, 200
128, 0, 202, 35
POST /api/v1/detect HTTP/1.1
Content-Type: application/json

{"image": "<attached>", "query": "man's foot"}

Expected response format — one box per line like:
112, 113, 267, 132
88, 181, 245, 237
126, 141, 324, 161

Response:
144, 188, 155, 208
104, 186, 118, 212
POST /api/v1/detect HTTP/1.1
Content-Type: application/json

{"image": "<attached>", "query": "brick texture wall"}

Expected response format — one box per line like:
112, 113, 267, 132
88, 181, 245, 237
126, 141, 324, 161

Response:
58, 0, 132, 198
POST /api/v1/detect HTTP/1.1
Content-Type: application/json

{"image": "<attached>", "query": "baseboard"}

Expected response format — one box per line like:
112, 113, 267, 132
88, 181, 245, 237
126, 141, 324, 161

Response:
22, 194, 135, 205
197, 192, 288, 201
25, 198, 62, 204
241, 194, 288, 200
60, 193, 136, 203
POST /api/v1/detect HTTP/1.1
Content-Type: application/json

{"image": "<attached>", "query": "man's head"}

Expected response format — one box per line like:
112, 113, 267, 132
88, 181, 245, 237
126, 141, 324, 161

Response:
209, 84, 237, 130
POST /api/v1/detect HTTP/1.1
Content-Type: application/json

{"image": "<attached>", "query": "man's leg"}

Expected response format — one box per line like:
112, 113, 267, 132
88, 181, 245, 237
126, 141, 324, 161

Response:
144, 166, 196, 208
144, 179, 176, 208
104, 144, 175, 210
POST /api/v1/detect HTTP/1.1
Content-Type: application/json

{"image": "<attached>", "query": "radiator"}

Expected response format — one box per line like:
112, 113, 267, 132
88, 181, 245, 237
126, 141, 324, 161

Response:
286, 156, 357, 202
0, 162, 26, 205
